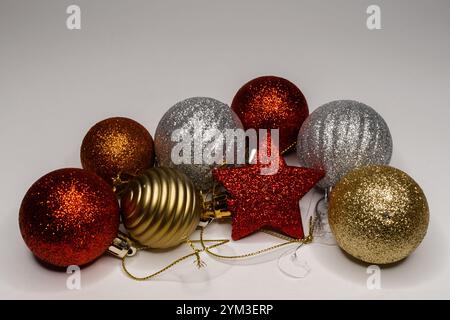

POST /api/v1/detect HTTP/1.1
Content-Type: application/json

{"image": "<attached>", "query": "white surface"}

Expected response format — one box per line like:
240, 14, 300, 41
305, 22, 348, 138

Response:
1, 0, 449, 299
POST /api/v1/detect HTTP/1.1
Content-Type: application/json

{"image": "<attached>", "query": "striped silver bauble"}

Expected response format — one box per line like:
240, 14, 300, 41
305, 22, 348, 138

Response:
296, 100, 393, 189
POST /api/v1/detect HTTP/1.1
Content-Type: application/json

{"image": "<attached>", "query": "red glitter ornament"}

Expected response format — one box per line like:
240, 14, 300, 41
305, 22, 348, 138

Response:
19, 168, 120, 267
231, 76, 309, 152
213, 137, 324, 240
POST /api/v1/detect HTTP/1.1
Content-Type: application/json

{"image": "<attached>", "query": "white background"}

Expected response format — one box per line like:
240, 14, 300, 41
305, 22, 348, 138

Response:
1, 0, 449, 299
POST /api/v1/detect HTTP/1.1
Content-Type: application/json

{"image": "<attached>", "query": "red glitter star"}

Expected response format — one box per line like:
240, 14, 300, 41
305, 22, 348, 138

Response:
213, 146, 324, 240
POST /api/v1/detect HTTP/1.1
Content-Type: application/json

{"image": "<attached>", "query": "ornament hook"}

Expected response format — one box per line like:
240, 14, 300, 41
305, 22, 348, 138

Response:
108, 231, 137, 259
200, 184, 232, 220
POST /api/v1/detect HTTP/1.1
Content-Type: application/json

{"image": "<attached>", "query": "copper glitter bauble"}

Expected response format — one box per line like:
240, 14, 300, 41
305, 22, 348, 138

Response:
231, 76, 309, 152
329, 165, 429, 264
81, 117, 155, 185
120, 167, 201, 249
19, 168, 120, 267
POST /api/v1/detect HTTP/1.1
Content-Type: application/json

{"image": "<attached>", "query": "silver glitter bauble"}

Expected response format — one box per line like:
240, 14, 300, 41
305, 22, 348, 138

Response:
296, 100, 393, 189
155, 97, 243, 190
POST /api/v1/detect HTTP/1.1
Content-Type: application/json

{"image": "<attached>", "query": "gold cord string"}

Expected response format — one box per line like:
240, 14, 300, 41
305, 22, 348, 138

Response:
121, 238, 229, 281
280, 141, 297, 155
121, 209, 316, 280
199, 216, 315, 260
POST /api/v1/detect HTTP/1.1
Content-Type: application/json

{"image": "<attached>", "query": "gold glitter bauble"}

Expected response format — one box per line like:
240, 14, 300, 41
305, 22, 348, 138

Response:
120, 167, 201, 249
329, 165, 429, 264
81, 117, 155, 185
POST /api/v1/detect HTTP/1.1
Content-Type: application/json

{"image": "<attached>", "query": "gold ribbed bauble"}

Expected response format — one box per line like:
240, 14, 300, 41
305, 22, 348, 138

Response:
329, 165, 429, 264
120, 167, 201, 249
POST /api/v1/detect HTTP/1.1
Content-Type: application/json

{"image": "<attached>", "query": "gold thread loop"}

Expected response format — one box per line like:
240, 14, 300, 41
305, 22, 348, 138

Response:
200, 216, 315, 260
121, 238, 229, 281
121, 215, 316, 280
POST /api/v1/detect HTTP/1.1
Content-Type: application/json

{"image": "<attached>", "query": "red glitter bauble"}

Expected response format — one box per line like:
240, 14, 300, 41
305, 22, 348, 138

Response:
231, 76, 309, 152
19, 168, 120, 267
81, 117, 155, 185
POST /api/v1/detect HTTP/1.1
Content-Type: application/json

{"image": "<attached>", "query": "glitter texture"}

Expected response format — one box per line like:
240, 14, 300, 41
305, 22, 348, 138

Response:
19, 168, 120, 267
81, 117, 155, 185
329, 165, 429, 264
213, 146, 324, 240
296, 100, 393, 189
231, 76, 309, 152
154, 97, 243, 190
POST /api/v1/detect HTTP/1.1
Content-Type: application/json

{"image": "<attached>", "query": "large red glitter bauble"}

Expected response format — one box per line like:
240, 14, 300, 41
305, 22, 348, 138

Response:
81, 117, 155, 185
19, 168, 120, 267
231, 76, 309, 152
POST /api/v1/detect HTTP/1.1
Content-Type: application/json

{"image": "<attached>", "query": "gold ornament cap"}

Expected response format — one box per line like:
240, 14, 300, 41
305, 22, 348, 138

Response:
329, 165, 429, 264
